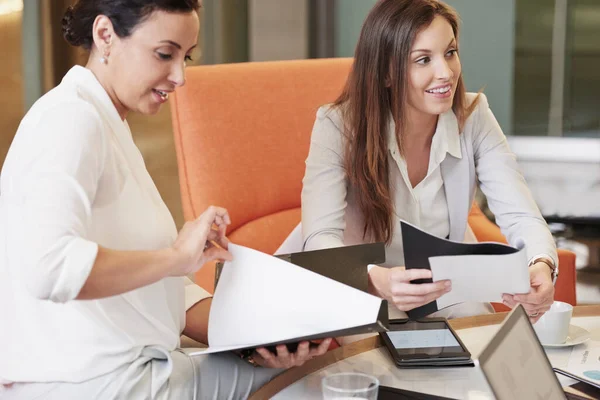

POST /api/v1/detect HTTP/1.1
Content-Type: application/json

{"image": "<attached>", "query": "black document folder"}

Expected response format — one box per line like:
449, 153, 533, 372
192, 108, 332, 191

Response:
216, 242, 386, 293
275, 242, 386, 292
401, 221, 521, 319
234, 300, 389, 354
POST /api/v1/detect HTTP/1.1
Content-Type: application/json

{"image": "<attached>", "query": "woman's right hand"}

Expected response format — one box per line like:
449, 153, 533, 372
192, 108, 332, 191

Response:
170, 206, 233, 277
368, 266, 451, 311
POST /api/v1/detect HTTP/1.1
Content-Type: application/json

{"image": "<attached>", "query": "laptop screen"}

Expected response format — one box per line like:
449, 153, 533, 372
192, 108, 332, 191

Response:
478, 305, 566, 400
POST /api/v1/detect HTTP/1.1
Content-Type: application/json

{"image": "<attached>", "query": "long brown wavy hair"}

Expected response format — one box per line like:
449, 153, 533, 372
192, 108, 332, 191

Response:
333, 0, 479, 244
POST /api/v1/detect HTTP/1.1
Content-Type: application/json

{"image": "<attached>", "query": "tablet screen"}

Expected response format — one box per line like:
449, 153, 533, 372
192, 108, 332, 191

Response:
389, 328, 460, 349
384, 321, 465, 356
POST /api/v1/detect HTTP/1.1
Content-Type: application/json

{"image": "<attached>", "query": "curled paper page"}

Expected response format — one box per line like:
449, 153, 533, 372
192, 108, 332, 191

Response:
429, 250, 530, 310
189, 244, 386, 355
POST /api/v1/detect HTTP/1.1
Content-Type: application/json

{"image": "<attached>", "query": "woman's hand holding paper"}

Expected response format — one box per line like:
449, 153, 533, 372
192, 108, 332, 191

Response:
170, 206, 233, 276
502, 262, 555, 323
368, 266, 452, 311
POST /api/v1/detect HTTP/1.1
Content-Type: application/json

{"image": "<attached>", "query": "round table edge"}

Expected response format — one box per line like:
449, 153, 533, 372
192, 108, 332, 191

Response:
249, 305, 600, 400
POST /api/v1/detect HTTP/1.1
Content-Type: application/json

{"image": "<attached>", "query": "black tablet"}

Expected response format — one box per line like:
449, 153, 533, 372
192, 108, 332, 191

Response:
380, 318, 473, 368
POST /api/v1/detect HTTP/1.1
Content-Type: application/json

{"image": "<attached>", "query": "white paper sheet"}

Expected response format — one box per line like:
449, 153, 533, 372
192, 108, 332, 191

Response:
429, 249, 530, 310
189, 244, 384, 355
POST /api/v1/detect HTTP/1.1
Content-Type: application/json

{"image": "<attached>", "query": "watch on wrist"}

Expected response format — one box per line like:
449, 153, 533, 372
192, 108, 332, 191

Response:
528, 256, 558, 285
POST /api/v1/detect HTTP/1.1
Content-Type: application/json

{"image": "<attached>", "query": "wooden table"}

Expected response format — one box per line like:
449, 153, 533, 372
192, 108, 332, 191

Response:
251, 305, 600, 399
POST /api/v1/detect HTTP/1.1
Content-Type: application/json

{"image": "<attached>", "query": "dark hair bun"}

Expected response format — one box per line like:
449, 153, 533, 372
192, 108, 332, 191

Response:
62, 4, 93, 49
61, 1, 200, 50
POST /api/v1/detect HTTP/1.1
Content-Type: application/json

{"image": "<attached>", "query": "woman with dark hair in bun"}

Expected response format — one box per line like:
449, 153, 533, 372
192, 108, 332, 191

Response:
0, 1, 329, 398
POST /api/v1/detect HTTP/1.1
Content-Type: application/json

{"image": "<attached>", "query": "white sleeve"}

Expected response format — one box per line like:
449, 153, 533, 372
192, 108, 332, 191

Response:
184, 277, 211, 311
7, 102, 107, 302
301, 107, 348, 251
472, 94, 558, 266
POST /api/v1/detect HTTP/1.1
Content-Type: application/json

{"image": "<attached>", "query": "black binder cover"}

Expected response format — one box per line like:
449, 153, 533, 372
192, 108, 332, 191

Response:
216, 242, 386, 293
277, 242, 386, 292
235, 300, 389, 353
401, 222, 519, 319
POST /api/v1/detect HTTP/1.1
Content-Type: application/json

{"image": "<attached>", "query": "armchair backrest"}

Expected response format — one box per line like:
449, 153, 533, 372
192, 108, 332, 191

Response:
170, 58, 352, 291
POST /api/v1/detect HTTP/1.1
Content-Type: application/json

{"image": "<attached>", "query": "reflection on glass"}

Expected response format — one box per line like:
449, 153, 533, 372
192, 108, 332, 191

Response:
514, 0, 600, 137
564, 0, 600, 138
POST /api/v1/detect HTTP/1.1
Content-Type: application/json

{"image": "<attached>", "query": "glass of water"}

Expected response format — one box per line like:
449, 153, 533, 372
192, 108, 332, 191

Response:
322, 372, 379, 399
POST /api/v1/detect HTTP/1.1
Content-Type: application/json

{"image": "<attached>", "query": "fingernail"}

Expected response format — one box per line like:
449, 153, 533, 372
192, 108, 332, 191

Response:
444, 281, 451, 288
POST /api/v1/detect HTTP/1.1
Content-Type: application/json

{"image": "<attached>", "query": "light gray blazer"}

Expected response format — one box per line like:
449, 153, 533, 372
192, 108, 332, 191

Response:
298, 93, 557, 267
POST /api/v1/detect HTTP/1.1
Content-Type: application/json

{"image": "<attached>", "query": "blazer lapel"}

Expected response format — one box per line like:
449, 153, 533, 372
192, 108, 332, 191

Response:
441, 137, 470, 241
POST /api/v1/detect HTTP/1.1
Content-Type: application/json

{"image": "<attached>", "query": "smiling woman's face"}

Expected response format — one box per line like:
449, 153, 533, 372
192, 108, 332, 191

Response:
99, 10, 200, 116
406, 15, 461, 119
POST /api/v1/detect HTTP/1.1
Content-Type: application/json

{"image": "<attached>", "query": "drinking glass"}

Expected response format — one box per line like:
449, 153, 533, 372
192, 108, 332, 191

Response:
322, 372, 379, 399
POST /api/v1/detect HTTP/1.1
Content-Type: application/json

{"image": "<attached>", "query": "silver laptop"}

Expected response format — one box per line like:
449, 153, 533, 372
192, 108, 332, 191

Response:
478, 304, 567, 400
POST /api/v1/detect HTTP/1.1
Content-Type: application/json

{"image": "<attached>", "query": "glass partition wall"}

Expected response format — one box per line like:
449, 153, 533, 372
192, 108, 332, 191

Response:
515, 0, 600, 138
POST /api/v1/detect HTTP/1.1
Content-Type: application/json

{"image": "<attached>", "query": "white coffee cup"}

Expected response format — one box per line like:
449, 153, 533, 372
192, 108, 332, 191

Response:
533, 301, 573, 344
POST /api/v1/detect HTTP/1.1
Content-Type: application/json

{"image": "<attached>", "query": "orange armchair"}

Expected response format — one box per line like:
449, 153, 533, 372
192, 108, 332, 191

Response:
170, 58, 577, 310
170, 58, 352, 293
468, 203, 577, 310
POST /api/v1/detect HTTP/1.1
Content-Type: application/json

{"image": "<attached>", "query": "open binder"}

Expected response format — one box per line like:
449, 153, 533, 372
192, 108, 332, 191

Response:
216, 242, 386, 293
189, 243, 388, 356
401, 221, 530, 319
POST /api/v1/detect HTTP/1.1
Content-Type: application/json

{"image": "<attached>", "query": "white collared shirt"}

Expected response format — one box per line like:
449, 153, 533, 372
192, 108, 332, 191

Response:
0, 66, 210, 384
388, 113, 463, 243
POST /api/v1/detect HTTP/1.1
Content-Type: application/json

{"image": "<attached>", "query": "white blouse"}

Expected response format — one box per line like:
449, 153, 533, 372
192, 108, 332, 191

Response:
390, 114, 461, 242
0, 66, 210, 384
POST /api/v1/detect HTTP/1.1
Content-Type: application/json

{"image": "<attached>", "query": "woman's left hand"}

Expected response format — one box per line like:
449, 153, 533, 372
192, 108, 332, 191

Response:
502, 262, 555, 323
252, 339, 333, 369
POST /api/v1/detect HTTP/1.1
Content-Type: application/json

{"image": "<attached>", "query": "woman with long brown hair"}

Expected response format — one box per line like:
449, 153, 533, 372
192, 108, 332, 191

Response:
301, 0, 557, 323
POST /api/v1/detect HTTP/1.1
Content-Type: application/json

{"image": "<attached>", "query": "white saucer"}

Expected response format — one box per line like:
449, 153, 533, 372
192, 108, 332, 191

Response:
542, 325, 591, 348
